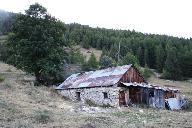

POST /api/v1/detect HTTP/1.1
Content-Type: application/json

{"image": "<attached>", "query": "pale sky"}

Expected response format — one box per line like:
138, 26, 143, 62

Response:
0, 0, 192, 38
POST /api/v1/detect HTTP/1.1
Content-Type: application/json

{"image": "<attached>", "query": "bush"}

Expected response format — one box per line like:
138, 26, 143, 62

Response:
100, 103, 113, 108
82, 53, 99, 71
119, 52, 139, 66
161, 69, 183, 80
85, 99, 113, 108
85, 99, 97, 107
185, 101, 192, 112
62, 95, 71, 101
35, 110, 51, 124
140, 67, 152, 80
100, 55, 116, 69
0, 74, 5, 82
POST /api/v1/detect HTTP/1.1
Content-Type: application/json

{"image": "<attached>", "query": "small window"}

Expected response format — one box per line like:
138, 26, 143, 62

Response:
103, 92, 108, 99
76, 92, 81, 101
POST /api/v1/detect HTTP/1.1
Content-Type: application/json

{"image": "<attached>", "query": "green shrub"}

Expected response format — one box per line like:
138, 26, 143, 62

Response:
0, 74, 5, 82
82, 53, 99, 71
100, 103, 113, 108
62, 95, 71, 101
185, 101, 192, 112
140, 68, 152, 80
6, 68, 12, 72
100, 55, 116, 69
35, 110, 51, 124
85, 99, 113, 108
85, 99, 97, 107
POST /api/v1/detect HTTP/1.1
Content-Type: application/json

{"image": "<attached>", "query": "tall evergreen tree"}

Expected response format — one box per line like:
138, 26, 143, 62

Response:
144, 49, 149, 67
82, 35, 90, 49
119, 52, 140, 69
87, 53, 99, 70
136, 47, 145, 66
155, 44, 166, 72
82, 53, 99, 71
163, 46, 182, 80
100, 55, 116, 69
180, 51, 192, 77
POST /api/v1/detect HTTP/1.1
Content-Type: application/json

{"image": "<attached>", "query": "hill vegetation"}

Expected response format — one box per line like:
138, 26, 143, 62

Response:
0, 3, 192, 85
64, 23, 192, 80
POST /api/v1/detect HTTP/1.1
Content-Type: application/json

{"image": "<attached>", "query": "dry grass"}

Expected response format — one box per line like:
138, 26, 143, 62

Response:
0, 61, 192, 128
78, 46, 102, 61
148, 75, 192, 100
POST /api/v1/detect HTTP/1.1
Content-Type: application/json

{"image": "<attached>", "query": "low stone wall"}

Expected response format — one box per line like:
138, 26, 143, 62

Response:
58, 86, 120, 107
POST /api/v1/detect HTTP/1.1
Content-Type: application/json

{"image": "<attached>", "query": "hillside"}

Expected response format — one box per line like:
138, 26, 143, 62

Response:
0, 9, 192, 80
78, 46, 102, 61
1, 62, 192, 128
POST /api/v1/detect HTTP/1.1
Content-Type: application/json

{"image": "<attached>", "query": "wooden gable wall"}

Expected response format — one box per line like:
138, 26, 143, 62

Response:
120, 66, 145, 83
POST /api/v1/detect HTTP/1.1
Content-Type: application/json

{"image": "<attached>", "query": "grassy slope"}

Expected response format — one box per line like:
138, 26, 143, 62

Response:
1, 62, 192, 128
78, 46, 102, 61
148, 75, 192, 101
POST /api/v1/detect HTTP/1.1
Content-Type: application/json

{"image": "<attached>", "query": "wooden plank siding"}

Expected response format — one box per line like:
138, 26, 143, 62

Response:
120, 66, 145, 83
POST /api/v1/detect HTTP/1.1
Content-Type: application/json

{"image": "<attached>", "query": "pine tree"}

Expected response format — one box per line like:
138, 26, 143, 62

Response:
163, 46, 182, 80
180, 51, 192, 77
136, 47, 145, 66
82, 35, 90, 49
120, 52, 140, 69
155, 44, 166, 72
88, 53, 99, 69
68, 48, 85, 64
144, 48, 149, 67
100, 55, 116, 69
82, 53, 99, 71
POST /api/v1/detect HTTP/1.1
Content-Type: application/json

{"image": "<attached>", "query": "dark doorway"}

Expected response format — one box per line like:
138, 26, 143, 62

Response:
119, 91, 126, 106
129, 87, 142, 104
76, 92, 81, 101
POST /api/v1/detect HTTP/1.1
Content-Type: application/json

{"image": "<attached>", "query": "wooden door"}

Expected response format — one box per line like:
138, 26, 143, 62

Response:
119, 91, 126, 106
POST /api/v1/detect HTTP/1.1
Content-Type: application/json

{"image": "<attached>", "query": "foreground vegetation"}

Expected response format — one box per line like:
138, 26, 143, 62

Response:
0, 62, 192, 128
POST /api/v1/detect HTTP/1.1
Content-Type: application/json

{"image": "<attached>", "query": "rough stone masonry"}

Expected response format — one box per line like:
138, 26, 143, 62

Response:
58, 85, 121, 107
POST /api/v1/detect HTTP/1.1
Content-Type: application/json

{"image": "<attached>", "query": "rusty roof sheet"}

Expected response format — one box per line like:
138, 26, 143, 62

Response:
121, 82, 179, 91
56, 64, 132, 89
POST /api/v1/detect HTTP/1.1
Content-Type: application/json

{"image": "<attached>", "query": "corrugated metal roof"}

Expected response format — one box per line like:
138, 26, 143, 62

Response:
56, 64, 132, 89
121, 82, 179, 91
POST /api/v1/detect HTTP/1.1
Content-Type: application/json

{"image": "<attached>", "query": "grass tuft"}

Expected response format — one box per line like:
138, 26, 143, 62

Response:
34, 110, 52, 124
185, 100, 192, 112
6, 68, 12, 72
85, 99, 98, 107
85, 99, 113, 108
0, 74, 5, 82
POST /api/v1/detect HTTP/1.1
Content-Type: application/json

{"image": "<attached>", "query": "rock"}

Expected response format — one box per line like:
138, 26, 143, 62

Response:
139, 109, 144, 113
77, 105, 103, 113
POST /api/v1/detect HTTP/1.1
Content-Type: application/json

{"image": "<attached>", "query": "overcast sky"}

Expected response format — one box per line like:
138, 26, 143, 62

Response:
0, 0, 191, 38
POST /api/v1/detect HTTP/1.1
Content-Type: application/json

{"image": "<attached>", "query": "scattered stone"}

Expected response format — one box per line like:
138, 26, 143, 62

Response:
139, 109, 144, 113
76, 105, 105, 113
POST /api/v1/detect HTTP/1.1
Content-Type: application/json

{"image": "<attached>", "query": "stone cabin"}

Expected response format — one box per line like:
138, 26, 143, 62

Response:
56, 64, 179, 108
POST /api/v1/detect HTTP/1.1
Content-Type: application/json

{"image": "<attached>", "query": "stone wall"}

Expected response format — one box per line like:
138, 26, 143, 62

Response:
58, 86, 120, 107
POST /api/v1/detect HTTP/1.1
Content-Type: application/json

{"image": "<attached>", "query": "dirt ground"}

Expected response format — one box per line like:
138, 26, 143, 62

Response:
1, 62, 192, 128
